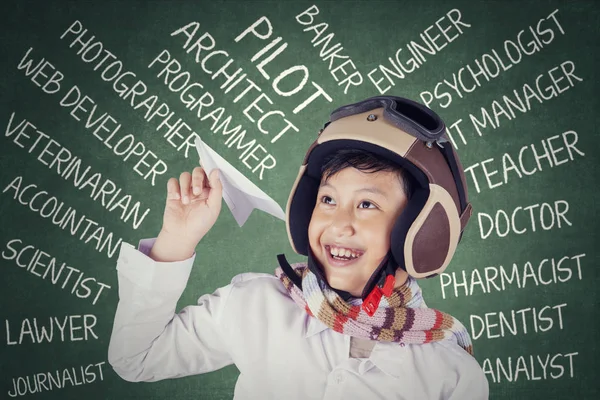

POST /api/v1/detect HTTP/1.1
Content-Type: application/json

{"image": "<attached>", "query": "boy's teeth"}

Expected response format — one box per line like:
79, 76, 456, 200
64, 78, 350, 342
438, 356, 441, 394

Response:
329, 246, 360, 259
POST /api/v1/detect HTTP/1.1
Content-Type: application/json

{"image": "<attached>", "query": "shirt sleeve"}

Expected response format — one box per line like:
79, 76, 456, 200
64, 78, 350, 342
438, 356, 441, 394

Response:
108, 239, 235, 382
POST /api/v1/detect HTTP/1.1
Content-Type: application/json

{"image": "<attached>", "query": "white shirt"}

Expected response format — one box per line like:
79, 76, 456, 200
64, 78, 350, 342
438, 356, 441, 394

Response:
108, 239, 489, 400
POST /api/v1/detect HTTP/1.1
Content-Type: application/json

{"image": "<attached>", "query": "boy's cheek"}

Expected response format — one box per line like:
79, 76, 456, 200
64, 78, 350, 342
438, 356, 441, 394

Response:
308, 234, 321, 254
307, 215, 321, 242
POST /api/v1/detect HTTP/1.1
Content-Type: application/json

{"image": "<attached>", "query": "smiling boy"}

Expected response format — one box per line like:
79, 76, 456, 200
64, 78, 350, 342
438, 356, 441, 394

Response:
308, 151, 412, 297
108, 96, 488, 399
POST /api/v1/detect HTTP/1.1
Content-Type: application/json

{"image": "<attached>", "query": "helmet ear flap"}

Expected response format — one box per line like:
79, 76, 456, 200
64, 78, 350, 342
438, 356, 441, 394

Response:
286, 166, 319, 256
403, 184, 461, 278
390, 187, 428, 272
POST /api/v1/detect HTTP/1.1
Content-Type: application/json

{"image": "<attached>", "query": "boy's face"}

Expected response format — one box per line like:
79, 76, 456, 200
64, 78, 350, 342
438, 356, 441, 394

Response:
308, 167, 409, 297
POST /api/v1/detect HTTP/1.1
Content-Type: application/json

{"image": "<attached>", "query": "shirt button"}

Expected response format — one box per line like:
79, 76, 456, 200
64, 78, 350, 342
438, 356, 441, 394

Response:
335, 372, 345, 384
121, 256, 129, 264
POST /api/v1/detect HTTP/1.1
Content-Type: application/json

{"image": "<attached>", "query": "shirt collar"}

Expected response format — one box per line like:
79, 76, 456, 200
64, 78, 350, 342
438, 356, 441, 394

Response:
304, 315, 328, 338
304, 316, 405, 379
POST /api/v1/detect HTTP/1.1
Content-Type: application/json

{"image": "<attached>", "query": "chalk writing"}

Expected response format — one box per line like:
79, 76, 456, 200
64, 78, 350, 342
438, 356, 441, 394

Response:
5, 314, 98, 345
439, 253, 584, 299
464, 130, 584, 193
477, 200, 572, 240
2, 176, 124, 259
7, 361, 105, 397
446, 60, 583, 148
16, 47, 169, 186
5, 112, 151, 229
470, 303, 566, 340
482, 352, 578, 383
368, 9, 470, 93
294, 5, 364, 94
420, 9, 565, 109
1, 239, 111, 304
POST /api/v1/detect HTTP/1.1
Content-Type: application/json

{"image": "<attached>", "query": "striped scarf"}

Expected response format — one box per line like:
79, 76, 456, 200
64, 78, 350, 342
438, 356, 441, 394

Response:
275, 263, 473, 355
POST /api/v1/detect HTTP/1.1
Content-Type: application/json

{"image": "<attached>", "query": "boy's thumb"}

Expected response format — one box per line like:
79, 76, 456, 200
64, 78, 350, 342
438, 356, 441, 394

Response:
210, 168, 220, 184
207, 169, 222, 208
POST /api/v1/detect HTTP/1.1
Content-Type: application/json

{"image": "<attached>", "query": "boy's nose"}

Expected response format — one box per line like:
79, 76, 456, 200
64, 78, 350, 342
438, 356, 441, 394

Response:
328, 207, 355, 236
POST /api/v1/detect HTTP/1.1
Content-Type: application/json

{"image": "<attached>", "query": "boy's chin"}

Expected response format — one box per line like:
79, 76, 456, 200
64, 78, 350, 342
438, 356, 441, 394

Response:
325, 275, 362, 297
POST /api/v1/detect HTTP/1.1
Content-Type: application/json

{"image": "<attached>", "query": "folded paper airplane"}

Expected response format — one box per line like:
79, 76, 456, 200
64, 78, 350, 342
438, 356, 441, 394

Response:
194, 138, 286, 227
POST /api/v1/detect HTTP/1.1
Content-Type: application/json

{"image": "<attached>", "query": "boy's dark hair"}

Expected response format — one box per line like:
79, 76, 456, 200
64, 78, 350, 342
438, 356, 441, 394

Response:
321, 148, 415, 199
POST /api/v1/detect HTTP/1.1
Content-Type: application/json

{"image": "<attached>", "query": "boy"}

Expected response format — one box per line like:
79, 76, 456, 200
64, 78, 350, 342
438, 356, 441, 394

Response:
108, 96, 489, 399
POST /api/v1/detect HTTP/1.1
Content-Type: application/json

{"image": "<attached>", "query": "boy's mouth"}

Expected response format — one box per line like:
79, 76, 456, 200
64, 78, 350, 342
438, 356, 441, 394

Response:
324, 245, 364, 267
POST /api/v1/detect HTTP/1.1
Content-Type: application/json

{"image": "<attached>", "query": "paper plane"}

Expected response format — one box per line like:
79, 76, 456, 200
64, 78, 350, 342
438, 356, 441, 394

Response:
194, 137, 286, 227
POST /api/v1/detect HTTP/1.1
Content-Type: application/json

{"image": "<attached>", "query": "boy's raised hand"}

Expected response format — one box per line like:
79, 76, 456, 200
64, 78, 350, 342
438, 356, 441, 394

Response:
149, 167, 222, 262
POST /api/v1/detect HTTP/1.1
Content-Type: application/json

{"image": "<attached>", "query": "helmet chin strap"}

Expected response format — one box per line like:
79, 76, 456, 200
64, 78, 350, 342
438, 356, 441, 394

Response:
277, 247, 399, 311
360, 251, 398, 316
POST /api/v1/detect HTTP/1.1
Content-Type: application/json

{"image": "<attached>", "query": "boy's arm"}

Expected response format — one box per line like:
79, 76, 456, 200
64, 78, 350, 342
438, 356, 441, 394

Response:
108, 239, 234, 382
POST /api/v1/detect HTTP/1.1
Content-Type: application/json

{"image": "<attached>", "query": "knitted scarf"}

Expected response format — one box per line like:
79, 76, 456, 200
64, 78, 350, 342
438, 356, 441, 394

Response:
275, 263, 473, 355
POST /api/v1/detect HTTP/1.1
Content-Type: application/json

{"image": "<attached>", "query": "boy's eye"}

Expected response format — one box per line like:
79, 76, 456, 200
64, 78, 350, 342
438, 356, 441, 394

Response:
321, 196, 335, 205
359, 201, 376, 209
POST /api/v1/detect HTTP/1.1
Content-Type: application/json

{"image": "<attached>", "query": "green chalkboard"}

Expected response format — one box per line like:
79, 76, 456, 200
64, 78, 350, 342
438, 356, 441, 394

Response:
1, 0, 599, 399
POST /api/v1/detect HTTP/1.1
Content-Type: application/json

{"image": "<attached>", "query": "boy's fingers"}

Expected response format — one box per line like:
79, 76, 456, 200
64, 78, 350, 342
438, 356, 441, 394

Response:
206, 169, 222, 210
166, 177, 180, 200
180, 172, 192, 205
192, 166, 205, 196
